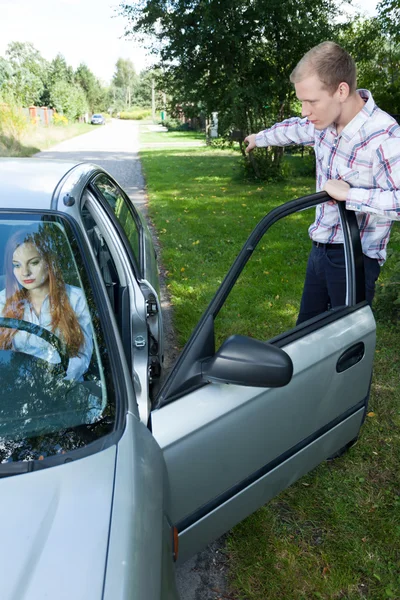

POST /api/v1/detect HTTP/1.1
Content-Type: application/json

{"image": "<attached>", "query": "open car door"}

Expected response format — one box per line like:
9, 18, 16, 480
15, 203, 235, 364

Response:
150, 192, 376, 563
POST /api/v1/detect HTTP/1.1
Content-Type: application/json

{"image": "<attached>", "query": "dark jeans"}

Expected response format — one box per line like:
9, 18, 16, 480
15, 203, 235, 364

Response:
296, 243, 381, 325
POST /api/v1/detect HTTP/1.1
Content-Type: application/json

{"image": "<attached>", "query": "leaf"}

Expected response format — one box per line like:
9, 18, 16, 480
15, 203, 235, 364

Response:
367, 411, 376, 417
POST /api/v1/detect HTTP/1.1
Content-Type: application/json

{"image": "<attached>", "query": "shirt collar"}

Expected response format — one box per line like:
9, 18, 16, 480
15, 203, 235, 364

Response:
338, 89, 375, 142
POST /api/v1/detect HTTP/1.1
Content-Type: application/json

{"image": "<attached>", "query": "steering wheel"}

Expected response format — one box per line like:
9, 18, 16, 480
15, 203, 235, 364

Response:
0, 317, 69, 373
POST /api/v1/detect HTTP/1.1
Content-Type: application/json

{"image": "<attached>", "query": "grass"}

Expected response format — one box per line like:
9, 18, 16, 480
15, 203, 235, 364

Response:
139, 125, 207, 145
0, 122, 93, 157
139, 126, 400, 599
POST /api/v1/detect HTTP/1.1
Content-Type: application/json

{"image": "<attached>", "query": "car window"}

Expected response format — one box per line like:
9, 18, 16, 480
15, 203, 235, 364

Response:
0, 216, 116, 465
92, 174, 141, 273
213, 205, 347, 347
80, 198, 123, 321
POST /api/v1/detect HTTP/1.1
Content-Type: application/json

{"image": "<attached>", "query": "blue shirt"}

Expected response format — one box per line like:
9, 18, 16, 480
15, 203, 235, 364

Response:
0, 284, 93, 381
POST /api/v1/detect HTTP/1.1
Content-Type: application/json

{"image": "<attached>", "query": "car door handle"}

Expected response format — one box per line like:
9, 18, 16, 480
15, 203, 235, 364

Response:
336, 342, 365, 373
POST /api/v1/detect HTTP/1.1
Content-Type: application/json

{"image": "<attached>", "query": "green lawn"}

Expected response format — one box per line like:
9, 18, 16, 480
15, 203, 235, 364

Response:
139, 127, 206, 145
139, 127, 400, 600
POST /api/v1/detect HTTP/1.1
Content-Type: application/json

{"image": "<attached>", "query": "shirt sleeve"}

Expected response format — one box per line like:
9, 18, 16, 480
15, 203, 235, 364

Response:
346, 137, 400, 221
255, 117, 315, 148
66, 290, 94, 381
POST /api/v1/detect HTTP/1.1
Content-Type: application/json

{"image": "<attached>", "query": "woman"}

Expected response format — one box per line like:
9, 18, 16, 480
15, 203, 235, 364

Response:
0, 226, 93, 381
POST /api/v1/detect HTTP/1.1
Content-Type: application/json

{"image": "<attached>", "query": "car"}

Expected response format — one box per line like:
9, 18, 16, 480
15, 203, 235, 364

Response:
0, 158, 376, 600
91, 113, 106, 125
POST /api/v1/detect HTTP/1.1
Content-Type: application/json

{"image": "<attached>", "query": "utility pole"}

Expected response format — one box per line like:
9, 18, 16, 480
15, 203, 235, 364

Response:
152, 78, 156, 121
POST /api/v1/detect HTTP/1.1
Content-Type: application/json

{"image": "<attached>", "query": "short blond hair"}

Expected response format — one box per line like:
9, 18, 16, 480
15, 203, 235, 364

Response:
290, 42, 357, 95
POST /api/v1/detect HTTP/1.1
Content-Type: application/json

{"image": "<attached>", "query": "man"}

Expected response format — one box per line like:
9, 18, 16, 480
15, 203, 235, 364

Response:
245, 41, 400, 324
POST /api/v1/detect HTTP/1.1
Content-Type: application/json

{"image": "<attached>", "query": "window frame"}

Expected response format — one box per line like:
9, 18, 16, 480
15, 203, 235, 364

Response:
89, 174, 144, 278
0, 209, 129, 471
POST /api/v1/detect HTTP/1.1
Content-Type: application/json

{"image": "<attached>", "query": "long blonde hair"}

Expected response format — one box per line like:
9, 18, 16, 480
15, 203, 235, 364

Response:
0, 227, 84, 356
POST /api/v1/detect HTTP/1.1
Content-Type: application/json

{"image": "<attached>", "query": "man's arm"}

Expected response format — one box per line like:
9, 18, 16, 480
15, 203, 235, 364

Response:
325, 138, 400, 221
244, 117, 315, 153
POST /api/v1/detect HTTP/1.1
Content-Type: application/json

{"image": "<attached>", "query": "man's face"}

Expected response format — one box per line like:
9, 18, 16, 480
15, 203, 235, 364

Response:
295, 74, 341, 130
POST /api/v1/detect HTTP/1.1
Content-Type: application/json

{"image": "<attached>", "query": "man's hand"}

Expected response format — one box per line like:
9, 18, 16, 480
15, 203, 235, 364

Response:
244, 133, 257, 153
324, 179, 350, 202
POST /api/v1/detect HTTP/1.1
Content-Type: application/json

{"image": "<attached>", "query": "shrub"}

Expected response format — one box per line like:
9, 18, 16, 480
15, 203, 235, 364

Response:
52, 113, 68, 126
209, 137, 236, 150
50, 81, 88, 121
119, 108, 152, 120
0, 102, 28, 141
158, 117, 181, 130
241, 146, 292, 182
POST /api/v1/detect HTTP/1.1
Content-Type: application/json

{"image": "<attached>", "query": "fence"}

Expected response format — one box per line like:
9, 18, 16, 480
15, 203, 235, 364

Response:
21, 106, 55, 126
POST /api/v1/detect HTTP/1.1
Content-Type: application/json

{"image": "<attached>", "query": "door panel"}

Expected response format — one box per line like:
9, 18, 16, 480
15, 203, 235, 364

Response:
151, 192, 376, 560
175, 408, 365, 563
152, 306, 375, 525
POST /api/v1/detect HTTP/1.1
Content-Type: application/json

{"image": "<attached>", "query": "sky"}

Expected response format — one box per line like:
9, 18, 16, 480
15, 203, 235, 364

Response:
0, 0, 379, 85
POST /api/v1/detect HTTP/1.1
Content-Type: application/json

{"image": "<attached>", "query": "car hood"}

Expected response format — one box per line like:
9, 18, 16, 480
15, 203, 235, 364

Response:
0, 445, 117, 600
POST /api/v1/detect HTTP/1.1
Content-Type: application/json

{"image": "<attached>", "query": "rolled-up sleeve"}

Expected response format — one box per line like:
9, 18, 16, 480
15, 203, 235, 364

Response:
346, 137, 400, 221
256, 117, 315, 148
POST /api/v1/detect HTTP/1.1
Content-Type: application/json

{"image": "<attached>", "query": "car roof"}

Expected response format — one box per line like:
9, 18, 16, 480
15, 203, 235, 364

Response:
0, 158, 89, 211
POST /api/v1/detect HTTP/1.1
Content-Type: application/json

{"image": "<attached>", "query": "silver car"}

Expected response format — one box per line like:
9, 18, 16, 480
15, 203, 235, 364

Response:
0, 158, 376, 600
91, 114, 106, 125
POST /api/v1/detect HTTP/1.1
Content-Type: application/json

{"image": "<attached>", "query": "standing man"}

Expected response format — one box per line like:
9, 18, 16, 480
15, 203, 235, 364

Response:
245, 41, 400, 324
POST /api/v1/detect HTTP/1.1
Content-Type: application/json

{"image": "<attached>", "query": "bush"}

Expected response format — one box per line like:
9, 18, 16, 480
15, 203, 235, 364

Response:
119, 108, 152, 120
50, 81, 88, 122
241, 146, 292, 182
0, 102, 28, 141
52, 113, 68, 126
285, 150, 316, 178
158, 117, 182, 130
209, 137, 236, 150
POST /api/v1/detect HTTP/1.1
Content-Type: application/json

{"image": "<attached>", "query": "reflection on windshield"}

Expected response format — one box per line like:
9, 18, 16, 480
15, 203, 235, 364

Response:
0, 220, 114, 466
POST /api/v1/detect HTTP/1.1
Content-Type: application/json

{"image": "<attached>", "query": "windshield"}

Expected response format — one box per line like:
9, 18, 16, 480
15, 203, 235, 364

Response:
0, 216, 116, 467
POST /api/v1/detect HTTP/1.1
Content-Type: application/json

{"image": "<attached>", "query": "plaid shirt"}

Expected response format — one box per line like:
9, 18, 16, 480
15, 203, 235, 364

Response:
255, 90, 400, 263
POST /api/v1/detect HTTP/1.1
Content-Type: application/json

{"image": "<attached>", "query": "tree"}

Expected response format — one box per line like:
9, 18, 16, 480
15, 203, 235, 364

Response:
5, 42, 49, 106
48, 54, 74, 88
0, 57, 12, 93
339, 17, 400, 114
50, 81, 88, 120
377, 0, 400, 41
75, 63, 105, 113
40, 53, 74, 106
120, 0, 345, 176
132, 68, 162, 108
112, 58, 138, 109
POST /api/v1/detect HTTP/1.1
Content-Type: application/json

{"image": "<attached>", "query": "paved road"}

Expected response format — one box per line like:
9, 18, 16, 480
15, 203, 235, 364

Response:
37, 119, 147, 209
37, 120, 231, 600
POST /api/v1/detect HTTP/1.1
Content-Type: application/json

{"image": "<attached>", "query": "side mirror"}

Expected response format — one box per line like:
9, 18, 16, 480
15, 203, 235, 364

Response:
201, 335, 293, 388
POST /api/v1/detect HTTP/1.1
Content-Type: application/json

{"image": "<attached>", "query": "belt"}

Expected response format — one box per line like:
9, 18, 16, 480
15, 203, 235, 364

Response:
313, 241, 344, 250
